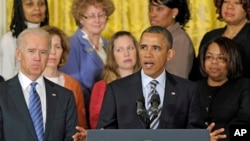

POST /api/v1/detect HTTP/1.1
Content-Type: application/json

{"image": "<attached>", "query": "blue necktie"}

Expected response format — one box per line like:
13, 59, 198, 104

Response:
29, 82, 44, 141
148, 80, 161, 129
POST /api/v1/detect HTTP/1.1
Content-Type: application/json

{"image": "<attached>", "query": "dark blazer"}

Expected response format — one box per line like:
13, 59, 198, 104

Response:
0, 75, 77, 141
197, 78, 250, 141
0, 76, 4, 82
97, 70, 205, 129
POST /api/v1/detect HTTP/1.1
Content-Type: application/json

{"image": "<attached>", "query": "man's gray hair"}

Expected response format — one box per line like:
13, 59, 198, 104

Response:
16, 27, 51, 49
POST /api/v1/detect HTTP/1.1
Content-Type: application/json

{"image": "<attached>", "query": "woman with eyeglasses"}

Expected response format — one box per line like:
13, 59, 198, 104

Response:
60, 0, 115, 127
197, 37, 250, 141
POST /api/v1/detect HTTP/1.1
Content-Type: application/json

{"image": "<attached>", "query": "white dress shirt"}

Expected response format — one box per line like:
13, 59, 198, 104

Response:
18, 71, 47, 129
141, 69, 166, 110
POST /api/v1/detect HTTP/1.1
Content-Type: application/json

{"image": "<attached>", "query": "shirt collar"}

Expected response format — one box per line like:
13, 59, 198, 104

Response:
81, 29, 104, 49
141, 69, 166, 89
25, 22, 40, 28
18, 71, 45, 90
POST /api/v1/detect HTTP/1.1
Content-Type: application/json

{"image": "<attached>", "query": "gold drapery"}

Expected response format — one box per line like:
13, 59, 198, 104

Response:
6, 0, 225, 55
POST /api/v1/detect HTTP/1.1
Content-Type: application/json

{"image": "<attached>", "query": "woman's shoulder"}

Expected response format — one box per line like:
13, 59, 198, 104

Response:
93, 80, 106, 89
229, 77, 250, 87
199, 27, 225, 48
62, 72, 82, 86
204, 27, 225, 37
1, 31, 15, 43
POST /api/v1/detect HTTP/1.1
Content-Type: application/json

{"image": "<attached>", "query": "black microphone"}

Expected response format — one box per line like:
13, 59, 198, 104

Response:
136, 98, 150, 128
136, 98, 146, 116
150, 94, 160, 122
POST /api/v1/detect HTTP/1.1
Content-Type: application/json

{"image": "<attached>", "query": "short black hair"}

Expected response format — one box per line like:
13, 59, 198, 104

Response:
149, 0, 191, 26
140, 26, 173, 49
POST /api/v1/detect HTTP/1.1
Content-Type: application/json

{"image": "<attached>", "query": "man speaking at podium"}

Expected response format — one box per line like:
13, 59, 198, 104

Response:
96, 26, 205, 129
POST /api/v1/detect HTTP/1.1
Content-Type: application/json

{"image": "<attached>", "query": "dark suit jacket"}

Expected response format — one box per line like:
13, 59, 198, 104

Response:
197, 78, 250, 141
0, 75, 77, 141
97, 71, 205, 129
0, 76, 4, 83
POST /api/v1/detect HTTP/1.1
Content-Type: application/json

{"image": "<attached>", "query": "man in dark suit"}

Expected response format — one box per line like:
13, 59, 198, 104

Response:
0, 28, 77, 141
97, 26, 205, 129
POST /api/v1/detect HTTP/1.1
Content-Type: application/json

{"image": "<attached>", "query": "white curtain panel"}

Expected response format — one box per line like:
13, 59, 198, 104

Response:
0, 0, 6, 74
0, 0, 7, 38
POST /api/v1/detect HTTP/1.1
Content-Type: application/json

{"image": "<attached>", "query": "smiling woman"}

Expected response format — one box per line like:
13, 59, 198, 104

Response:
59, 0, 115, 127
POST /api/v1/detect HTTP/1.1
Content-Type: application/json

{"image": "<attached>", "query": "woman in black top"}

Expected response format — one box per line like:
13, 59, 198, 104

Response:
197, 37, 250, 141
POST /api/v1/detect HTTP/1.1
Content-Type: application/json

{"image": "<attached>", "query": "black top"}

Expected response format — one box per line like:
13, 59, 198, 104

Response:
196, 78, 250, 141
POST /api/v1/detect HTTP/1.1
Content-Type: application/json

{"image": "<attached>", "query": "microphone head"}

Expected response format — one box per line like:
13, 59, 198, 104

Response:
136, 98, 146, 115
150, 94, 160, 104
150, 94, 160, 116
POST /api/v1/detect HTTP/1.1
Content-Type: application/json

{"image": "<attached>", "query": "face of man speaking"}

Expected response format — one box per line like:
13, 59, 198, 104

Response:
139, 32, 174, 79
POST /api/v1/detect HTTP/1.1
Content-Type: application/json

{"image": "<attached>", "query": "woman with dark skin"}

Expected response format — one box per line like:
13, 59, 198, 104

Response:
0, 0, 49, 80
197, 37, 250, 141
148, 0, 194, 79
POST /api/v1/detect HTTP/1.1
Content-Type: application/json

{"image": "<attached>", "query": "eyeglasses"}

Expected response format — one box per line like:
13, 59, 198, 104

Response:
81, 13, 107, 21
205, 55, 227, 63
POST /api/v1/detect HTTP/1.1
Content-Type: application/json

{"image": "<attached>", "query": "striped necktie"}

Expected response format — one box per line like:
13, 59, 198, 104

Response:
29, 82, 44, 141
148, 80, 161, 129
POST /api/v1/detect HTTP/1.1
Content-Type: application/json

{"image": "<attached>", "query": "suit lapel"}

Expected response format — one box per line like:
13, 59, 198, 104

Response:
78, 29, 104, 69
127, 72, 146, 128
128, 71, 144, 102
8, 75, 37, 140
43, 79, 57, 141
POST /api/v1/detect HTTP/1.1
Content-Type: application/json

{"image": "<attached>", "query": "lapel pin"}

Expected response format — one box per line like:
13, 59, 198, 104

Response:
86, 47, 94, 52
52, 93, 57, 96
171, 92, 176, 95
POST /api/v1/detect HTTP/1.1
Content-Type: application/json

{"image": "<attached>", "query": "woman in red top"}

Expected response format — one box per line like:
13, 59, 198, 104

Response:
89, 31, 141, 129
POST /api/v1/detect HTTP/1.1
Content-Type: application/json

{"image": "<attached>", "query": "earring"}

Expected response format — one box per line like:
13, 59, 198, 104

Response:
172, 16, 176, 19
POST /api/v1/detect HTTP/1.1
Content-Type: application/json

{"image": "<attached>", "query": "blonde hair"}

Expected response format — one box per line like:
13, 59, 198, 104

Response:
103, 31, 141, 83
